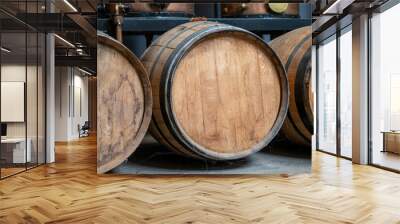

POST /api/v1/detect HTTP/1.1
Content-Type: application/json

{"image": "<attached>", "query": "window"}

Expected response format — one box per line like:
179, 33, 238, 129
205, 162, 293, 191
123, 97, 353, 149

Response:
339, 27, 352, 158
317, 35, 337, 154
370, 3, 400, 171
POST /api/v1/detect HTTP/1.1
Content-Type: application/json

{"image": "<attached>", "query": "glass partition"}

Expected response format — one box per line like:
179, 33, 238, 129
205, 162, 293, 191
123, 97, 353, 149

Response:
317, 35, 337, 154
0, 31, 28, 177
370, 4, 400, 171
27, 31, 38, 169
339, 27, 352, 158
0, 1, 46, 179
38, 32, 45, 165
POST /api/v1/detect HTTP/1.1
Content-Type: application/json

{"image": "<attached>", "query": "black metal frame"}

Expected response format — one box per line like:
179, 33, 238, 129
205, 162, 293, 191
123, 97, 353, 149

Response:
315, 33, 338, 156
316, 0, 400, 171
97, 3, 312, 38
0, 0, 47, 180
315, 23, 353, 161
315, 44, 319, 151
98, 16, 311, 34
336, 27, 341, 158
367, 10, 373, 166
367, 0, 400, 172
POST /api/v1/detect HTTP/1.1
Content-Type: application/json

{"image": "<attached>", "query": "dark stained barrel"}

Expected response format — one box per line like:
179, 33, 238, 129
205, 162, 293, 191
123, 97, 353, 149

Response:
141, 21, 289, 160
128, 3, 194, 16
269, 26, 313, 146
97, 33, 152, 173
268, 3, 299, 16
222, 3, 299, 17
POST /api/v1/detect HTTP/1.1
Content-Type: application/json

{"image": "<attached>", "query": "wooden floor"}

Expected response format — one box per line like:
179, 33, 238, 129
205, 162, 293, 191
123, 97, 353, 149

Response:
1, 167, 26, 178
373, 150, 400, 171
1, 136, 400, 224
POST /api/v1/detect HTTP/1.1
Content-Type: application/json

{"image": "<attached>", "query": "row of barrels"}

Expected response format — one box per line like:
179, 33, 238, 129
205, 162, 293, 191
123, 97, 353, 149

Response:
97, 21, 312, 173
107, 3, 300, 17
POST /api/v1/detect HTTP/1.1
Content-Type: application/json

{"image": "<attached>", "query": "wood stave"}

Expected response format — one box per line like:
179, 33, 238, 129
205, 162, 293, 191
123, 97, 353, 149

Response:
147, 23, 236, 159
142, 22, 216, 159
163, 28, 288, 159
142, 22, 289, 160
269, 27, 313, 146
97, 32, 153, 173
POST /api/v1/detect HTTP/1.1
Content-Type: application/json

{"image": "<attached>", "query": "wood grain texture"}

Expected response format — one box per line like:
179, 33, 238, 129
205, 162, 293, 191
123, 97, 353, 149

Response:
1, 135, 400, 223
269, 26, 313, 146
97, 33, 152, 173
172, 33, 281, 153
384, 133, 400, 154
141, 21, 288, 160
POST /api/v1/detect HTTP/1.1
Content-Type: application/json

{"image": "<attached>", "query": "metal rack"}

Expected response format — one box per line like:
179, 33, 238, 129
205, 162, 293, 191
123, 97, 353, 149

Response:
97, 16, 311, 33
97, 3, 312, 57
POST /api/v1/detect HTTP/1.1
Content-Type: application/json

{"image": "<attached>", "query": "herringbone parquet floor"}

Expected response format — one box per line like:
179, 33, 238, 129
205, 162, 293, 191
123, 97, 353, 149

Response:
1, 135, 400, 224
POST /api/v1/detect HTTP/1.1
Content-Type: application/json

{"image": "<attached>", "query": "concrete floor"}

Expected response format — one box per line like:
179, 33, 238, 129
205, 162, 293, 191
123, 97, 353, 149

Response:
111, 135, 311, 175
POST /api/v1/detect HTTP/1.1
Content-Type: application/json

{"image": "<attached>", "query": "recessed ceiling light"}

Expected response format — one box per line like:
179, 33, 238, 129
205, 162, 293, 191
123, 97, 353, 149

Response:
54, 34, 75, 48
63, 0, 78, 12
323, 0, 355, 15
1, 47, 11, 53
78, 67, 93, 76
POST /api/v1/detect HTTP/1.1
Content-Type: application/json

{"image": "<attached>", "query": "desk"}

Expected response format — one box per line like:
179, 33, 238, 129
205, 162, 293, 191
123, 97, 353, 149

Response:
1, 138, 31, 164
382, 131, 400, 154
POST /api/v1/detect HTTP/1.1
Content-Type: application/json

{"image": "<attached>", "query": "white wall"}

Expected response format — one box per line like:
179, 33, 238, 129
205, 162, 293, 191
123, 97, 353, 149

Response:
54, 66, 89, 141
1, 63, 46, 164
55, 66, 70, 141
1, 65, 36, 138
71, 73, 89, 138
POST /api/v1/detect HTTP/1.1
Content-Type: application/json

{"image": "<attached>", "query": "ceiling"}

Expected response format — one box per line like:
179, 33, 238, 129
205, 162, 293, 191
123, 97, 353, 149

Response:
0, 0, 98, 72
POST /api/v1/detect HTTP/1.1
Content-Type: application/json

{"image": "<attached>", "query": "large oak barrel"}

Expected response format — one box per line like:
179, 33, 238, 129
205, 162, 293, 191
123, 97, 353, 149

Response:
97, 32, 152, 173
141, 21, 289, 160
222, 3, 299, 17
269, 27, 313, 146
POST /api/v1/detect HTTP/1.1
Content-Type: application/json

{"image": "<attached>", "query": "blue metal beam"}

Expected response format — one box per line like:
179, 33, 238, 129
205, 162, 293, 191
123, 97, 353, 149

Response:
97, 16, 311, 34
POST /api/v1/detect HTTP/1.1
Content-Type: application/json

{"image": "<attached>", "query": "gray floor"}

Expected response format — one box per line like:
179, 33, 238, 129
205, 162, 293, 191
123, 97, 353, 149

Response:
111, 135, 311, 175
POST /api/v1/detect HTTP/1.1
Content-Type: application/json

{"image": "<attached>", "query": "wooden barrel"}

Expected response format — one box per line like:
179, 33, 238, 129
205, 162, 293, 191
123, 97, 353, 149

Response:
222, 3, 299, 17
269, 27, 313, 146
141, 21, 289, 160
268, 3, 299, 16
222, 3, 266, 16
97, 32, 152, 173
128, 3, 194, 15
